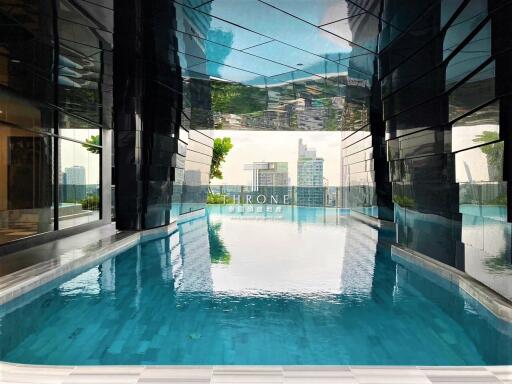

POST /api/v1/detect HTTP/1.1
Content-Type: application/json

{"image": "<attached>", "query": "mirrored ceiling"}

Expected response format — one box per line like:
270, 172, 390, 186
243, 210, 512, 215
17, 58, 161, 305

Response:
171, 0, 391, 130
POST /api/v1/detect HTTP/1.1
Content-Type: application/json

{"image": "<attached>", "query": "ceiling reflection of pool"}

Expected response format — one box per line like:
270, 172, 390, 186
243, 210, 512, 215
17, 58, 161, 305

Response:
0, 206, 511, 365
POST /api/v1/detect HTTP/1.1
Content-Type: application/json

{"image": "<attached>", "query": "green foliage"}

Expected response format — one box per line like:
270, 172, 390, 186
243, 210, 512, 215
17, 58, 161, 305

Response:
207, 218, 231, 264
473, 131, 503, 180
210, 137, 233, 181
211, 81, 267, 115
322, 98, 341, 131
81, 195, 100, 210
207, 193, 234, 204
393, 195, 415, 209
484, 194, 507, 206
484, 256, 512, 272
473, 130, 499, 147
82, 134, 101, 154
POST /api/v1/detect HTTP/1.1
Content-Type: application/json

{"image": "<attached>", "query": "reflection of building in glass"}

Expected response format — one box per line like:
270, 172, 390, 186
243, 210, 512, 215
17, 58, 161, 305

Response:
297, 139, 324, 206
296, 108, 327, 131
244, 162, 288, 191
64, 166, 86, 185
63, 166, 86, 202
178, 214, 212, 293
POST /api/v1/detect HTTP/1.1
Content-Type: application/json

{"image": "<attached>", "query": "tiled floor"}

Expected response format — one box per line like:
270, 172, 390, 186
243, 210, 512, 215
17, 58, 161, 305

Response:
0, 363, 510, 383
0, 223, 120, 277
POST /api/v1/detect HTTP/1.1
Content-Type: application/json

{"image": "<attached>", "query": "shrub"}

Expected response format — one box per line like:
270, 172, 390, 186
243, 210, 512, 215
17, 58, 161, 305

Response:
81, 195, 100, 210
207, 193, 233, 204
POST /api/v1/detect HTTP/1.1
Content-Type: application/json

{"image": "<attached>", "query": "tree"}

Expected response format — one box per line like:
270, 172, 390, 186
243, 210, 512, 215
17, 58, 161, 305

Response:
210, 137, 233, 182
207, 217, 231, 264
473, 131, 503, 181
82, 134, 101, 154
211, 81, 267, 114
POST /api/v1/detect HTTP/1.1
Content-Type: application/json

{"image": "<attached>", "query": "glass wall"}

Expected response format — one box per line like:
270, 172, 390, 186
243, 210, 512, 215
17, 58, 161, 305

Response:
0, 123, 53, 244
0, 0, 112, 246
58, 138, 101, 229
376, 0, 512, 298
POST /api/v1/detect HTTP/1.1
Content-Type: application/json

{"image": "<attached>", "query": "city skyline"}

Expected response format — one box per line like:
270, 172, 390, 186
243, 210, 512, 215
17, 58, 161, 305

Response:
209, 130, 340, 186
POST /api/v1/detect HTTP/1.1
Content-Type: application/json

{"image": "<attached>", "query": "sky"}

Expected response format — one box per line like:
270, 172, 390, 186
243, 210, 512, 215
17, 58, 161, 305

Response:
210, 130, 341, 186
59, 129, 341, 187
60, 129, 100, 185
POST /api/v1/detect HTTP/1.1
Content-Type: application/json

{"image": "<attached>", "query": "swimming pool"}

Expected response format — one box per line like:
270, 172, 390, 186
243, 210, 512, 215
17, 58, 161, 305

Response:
0, 206, 511, 365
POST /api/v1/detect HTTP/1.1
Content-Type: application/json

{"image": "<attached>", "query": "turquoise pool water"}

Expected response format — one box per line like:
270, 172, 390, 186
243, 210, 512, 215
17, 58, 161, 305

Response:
0, 206, 511, 365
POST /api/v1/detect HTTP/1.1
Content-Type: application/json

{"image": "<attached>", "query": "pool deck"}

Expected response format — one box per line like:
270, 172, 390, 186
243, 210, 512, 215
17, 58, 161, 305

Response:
0, 363, 510, 383
0, 218, 511, 383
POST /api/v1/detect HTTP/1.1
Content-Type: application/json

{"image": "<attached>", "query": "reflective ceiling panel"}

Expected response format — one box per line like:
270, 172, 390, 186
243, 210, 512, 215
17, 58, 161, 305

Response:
179, 0, 215, 8
169, 0, 390, 128
244, 41, 335, 77
260, 0, 356, 26
321, 12, 380, 52
195, 0, 361, 57
175, 3, 273, 50
207, 44, 291, 77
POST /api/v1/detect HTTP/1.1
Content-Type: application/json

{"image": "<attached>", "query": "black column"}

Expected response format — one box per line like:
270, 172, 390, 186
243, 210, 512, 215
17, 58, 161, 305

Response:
114, 0, 182, 230
492, 0, 512, 264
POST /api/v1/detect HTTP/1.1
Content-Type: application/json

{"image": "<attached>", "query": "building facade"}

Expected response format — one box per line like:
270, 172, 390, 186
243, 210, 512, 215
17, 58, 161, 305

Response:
340, 0, 512, 299
244, 162, 289, 191
297, 139, 324, 206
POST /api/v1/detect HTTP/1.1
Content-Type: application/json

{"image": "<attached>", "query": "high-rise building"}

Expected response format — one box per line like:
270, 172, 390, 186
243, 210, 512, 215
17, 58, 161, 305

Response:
244, 162, 288, 191
297, 139, 324, 206
63, 166, 86, 202
64, 166, 86, 186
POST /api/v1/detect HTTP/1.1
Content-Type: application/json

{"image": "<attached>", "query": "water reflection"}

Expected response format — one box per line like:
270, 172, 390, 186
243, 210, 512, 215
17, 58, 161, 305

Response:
1, 206, 512, 365
177, 217, 213, 293
207, 214, 231, 264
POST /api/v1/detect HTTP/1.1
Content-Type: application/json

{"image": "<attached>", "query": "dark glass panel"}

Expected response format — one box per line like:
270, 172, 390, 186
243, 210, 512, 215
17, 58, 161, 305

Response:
443, 0, 487, 60
0, 91, 54, 134
440, 0, 465, 29
387, 126, 448, 161
179, 131, 213, 215
448, 61, 495, 122
379, 2, 440, 76
455, 141, 503, 183
451, 100, 499, 152
459, 179, 510, 298
59, 114, 101, 142
0, 125, 53, 245
383, 66, 444, 120
445, 21, 491, 91
58, 18, 113, 50
386, 98, 444, 139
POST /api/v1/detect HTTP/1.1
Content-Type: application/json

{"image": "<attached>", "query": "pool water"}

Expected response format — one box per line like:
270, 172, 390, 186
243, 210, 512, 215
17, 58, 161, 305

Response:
0, 206, 511, 365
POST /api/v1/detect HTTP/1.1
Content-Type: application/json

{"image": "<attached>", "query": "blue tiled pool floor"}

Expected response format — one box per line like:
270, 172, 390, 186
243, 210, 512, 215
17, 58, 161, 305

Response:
0, 207, 511, 365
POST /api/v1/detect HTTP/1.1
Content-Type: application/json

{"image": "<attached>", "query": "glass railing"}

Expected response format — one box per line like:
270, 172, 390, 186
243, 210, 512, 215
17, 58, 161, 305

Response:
208, 185, 347, 208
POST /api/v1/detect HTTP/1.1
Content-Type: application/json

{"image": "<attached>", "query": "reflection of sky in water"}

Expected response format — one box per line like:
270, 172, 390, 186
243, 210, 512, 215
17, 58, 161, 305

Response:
209, 216, 351, 295
1, 207, 511, 365
204, 207, 379, 297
